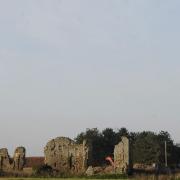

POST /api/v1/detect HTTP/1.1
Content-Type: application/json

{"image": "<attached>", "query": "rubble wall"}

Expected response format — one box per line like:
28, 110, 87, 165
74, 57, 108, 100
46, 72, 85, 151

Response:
114, 136, 130, 173
0, 147, 26, 171
44, 137, 92, 174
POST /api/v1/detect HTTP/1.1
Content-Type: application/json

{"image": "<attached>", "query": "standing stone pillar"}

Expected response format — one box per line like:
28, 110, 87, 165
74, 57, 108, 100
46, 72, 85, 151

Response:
13, 147, 26, 171
0, 148, 11, 171
114, 136, 130, 174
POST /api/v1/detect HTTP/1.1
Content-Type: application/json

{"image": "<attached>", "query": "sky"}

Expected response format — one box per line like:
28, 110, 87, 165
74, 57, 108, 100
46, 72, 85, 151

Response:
0, 0, 180, 156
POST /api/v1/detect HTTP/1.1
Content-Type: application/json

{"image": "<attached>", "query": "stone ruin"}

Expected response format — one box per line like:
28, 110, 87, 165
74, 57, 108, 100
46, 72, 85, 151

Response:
85, 137, 131, 176
0, 136, 131, 175
0, 148, 11, 171
0, 147, 26, 171
114, 136, 130, 173
44, 137, 92, 174
13, 147, 26, 170
44, 136, 131, 175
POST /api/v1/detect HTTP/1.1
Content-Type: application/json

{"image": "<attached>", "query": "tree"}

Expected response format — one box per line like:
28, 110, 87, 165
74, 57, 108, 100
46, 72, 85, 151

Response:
102, 128, 116, 158
132, 131, 161, 164
157, 131, 174, 166
75, 128, 180, 167
115, 127, 129, 143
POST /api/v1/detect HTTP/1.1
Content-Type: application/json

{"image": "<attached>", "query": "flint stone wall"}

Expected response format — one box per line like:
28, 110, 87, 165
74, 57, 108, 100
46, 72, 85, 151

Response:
13, 147, 26, 170
114, 136, 130, 173
0, 147, 26, 171
0, 148, 11, 171
44, 137, 92, 174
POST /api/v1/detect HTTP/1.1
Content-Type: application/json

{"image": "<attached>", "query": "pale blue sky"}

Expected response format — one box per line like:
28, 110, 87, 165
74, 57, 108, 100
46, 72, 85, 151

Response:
0, 0, 180, 156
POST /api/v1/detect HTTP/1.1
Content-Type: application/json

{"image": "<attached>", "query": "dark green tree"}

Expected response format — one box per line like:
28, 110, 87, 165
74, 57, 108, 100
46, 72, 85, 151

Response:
157, 131, 174, 166
132, 131, 161, 164
115, 127, 129, 143
102, 128, 116, 158
75, 128, 180, 167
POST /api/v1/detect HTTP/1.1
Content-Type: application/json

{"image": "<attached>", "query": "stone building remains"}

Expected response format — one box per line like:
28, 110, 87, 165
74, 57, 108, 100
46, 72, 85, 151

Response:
114, 136, 130, 173
0, 148, 11, 171
0, 136, 132, 175
0, 147, 26, 171
13, 147, 26, 170
44, 137, 92, 174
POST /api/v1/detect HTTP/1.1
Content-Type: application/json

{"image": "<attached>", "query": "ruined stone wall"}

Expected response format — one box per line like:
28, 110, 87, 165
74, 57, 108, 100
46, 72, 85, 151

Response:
44, 137, 92, 174
12, 147, 26, 170
114, 136, 130, 173
0, 148, 11, 171
0, 147, 26, 171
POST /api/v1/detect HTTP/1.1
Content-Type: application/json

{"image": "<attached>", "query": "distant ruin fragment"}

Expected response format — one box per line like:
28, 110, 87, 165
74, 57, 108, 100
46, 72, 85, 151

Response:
12, 147, 26, 170
114, 136, 130, 173
0, 148, 11, 171
0, 147, 26, 171
44, 137, 92, 174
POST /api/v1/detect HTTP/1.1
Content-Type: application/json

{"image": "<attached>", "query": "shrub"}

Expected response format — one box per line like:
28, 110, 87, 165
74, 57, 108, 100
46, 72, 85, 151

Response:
33, 164, 53, 177
0, 169, 3, 176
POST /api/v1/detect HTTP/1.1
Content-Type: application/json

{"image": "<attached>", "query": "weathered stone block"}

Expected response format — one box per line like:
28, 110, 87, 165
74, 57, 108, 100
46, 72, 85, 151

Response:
85, 166, 94, 176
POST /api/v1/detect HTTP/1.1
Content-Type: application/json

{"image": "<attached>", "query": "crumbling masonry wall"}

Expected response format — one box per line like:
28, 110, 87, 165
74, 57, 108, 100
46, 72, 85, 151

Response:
114, 136, 130, 173
0, 148, 11, 171
0, 147, 26, 171
44, 137, 92, 174
13, 147, 26, 170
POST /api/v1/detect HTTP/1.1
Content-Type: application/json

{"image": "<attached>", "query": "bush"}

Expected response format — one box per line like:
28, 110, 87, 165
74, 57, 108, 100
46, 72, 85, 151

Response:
33, 164, 53, 177
0, 169, 3, 177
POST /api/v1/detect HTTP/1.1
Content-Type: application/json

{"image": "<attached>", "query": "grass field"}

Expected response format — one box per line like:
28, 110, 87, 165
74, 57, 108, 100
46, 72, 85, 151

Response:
0, 178, 180, 180
0, 178, 178, 180
0, 178, 131, 180
0, 176, 180, 180
0, 179, 130, 180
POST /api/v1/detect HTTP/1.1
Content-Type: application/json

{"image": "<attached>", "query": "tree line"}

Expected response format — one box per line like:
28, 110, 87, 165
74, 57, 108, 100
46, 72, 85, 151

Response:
75, 128, 180, 167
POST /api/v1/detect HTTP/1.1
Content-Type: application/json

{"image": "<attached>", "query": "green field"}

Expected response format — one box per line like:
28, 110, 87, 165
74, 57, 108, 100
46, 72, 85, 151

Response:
0, 179, 130, 180
0, 179, 125, 180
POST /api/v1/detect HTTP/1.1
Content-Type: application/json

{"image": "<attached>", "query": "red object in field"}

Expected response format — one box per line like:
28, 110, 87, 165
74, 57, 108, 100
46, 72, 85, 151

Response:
105, 156, 114, 167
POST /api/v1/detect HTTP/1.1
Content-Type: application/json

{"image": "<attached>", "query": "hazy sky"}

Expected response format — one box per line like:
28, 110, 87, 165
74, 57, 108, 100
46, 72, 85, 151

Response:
0, 0, 180, 156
